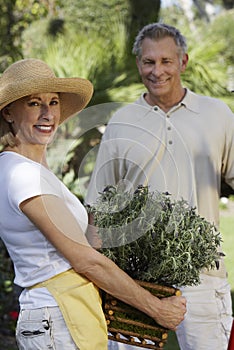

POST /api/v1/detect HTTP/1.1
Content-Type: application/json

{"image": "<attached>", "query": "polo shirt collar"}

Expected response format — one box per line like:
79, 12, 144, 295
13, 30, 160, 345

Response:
140, 88, 199, 114
181, 89, 200, 113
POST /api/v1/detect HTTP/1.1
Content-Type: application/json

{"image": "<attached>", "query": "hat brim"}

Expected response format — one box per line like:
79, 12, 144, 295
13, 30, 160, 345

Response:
0, 77, 93, 124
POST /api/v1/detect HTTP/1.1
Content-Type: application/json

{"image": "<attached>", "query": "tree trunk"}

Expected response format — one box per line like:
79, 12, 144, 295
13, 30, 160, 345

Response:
126, 0, 161, 58
222, 0, 234, 9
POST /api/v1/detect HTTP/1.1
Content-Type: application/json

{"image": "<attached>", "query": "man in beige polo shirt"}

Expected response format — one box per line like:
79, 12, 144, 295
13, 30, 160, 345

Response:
86, 23, 234, 350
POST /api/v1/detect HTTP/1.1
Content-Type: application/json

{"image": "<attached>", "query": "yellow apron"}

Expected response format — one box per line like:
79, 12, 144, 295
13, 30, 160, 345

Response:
29, 269, 108, 350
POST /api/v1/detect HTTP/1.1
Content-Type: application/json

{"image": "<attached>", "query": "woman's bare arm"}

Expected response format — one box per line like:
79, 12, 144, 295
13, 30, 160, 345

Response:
20, 194, 186, 330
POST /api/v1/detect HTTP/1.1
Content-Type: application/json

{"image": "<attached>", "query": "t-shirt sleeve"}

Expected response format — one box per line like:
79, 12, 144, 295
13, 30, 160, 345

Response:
8, 162, 59, 210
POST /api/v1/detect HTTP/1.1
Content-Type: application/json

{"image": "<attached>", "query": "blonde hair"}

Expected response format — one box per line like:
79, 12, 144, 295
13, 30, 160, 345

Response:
0, 110, 17, 147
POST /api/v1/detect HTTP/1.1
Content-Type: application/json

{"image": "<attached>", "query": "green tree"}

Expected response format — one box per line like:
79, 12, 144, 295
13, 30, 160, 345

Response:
0, 0, 52, 70
125, 0, 161, 59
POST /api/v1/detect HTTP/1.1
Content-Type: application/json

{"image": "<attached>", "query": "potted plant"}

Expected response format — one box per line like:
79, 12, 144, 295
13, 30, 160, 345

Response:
88, 185, 222, 348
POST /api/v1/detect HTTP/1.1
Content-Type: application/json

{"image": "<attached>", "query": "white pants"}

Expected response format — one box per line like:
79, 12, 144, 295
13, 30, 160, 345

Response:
16, 306, 79, 350
108, 275, 233, 350
176, 274, 232, 350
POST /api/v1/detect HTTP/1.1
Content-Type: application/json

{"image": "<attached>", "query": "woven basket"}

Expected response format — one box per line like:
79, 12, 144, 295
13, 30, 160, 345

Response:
103, 280, 181, 349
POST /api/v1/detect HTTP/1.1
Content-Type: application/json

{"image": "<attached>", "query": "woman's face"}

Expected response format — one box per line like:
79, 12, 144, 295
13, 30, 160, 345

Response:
3, 93, 60, 147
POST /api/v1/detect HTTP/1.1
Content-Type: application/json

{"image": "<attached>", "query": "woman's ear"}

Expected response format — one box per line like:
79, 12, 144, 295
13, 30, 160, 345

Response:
2, 107, 13, 123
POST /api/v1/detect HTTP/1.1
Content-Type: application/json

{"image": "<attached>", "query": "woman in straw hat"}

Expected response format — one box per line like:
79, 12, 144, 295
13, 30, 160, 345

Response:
0, 58, 186, 350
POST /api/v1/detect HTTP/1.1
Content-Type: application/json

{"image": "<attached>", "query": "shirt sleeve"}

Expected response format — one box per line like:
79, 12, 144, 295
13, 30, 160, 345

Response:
8, 162, 60, 210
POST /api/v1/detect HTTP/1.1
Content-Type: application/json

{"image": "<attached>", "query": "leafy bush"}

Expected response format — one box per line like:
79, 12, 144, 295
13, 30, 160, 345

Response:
0, 240, 19, 335
89, 185, 222, 286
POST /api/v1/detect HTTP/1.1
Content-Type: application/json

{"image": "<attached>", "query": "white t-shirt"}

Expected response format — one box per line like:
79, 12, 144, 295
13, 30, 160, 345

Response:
0, 151, 88, 309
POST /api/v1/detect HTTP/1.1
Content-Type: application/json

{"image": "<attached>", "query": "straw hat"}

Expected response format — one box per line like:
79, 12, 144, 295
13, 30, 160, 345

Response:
0, 58, 93, 124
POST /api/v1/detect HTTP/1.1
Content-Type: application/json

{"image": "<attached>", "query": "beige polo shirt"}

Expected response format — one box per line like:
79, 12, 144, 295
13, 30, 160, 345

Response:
86, 89, 234, 277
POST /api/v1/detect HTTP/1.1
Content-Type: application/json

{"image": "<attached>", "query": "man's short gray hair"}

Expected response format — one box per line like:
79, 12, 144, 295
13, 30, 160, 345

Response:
132, 23, 187, 59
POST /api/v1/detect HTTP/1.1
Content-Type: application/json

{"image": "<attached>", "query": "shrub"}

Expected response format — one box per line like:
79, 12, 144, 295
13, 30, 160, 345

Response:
0, 240, 19, 335
89, 185, 222, 287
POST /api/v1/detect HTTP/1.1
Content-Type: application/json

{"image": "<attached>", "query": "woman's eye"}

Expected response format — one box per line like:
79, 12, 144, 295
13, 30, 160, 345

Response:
50, 100, 59, 105
28, 101, 39, 107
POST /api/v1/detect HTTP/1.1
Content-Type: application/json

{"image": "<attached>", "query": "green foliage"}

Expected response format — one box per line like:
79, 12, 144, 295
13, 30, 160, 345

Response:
19, 1, 233, 108
89, 185, 222, 287
183, 37, 228, 97
20, 0, 160, 102
60, 0, 130, 35
160, 7, 234, 99
22, 16, 128, 95
208, 9, 234, 65
0, 0, 51, 69
0, 240, 19, 335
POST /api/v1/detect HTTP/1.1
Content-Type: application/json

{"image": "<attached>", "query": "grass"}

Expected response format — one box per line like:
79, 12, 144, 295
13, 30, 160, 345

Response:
220, 216, 234, 289
164, 214, 234, 350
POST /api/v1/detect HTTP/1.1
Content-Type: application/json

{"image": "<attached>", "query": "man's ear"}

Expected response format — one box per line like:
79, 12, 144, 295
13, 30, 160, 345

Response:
181, 53, 189, 72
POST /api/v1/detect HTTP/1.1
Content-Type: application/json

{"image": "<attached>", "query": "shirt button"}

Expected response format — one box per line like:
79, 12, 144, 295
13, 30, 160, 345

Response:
168, 140, 173, 144
167, 126, 171, 130
154, 107, 158, 111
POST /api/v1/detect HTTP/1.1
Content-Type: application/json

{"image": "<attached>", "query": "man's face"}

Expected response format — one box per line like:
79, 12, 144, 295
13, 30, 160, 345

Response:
136, 37, 188, 103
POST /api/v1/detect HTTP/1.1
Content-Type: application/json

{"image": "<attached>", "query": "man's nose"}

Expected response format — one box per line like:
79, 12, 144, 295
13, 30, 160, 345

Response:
152, 63, 163, 76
